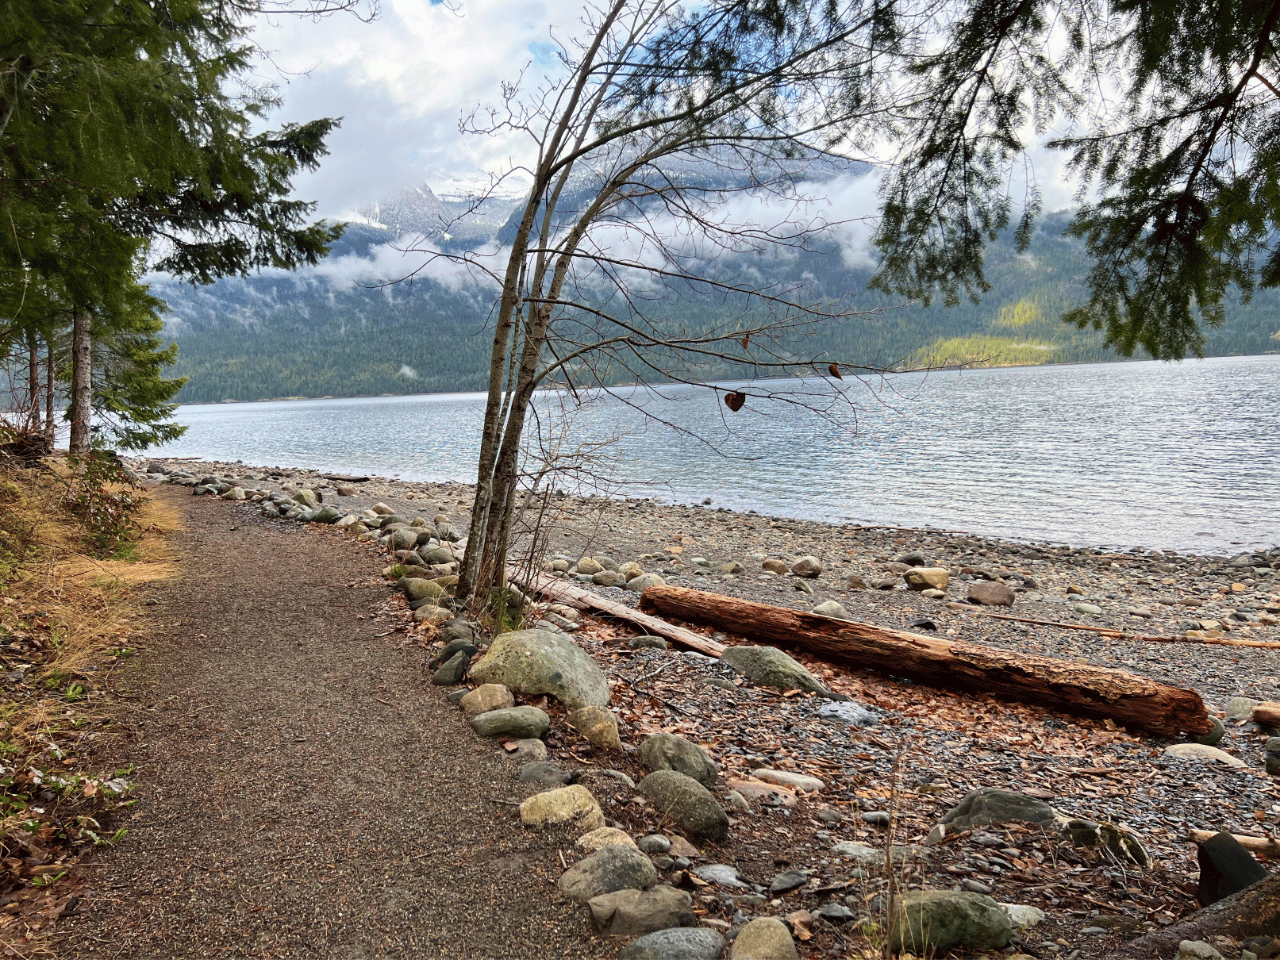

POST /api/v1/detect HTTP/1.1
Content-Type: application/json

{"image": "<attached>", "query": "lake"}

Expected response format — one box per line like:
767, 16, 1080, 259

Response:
148, 355, 1280, 555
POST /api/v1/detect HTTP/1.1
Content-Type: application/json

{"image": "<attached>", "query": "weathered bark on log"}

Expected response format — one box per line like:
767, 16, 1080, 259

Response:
511, 571, 726, 658
1250, 702, 1280, 727
1103, 871, 1280, 960
638, 586, 1210, 738
1189, 829, 1280, 858
951, 605, 1280, 649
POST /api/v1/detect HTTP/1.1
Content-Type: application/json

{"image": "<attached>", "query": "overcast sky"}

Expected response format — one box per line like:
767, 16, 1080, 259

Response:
250, 0, 1076, 230
250, 0, 583, 219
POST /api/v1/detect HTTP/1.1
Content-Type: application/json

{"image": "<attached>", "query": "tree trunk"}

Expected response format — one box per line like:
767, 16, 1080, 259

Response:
44, 337, 56, 448
1103, 873, 1280, 960
25, 326, 40, 434
637, 586, 1211, 738
69, 305, 92, 455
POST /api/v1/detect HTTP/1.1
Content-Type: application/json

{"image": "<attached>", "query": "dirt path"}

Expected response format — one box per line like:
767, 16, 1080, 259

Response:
56, 485, 610, 959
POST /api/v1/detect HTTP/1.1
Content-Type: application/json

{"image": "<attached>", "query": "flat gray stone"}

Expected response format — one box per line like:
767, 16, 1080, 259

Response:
557, 844, 658, 902
470, 705, 550, 740
889, 890, 1013, 953
587, 885, 696, 937
719, 646, 826, 695
618, 927, 725, 960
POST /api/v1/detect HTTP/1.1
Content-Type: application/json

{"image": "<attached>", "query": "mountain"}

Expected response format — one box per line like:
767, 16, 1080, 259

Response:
152, 176, 1280, 404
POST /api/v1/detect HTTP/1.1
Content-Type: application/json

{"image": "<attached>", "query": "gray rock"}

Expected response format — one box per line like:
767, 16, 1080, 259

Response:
816, 700, 878, 726
1164, 743, 1248, 768
638, 834, 671, 855
638, 770, 730, 842
719, 646, 826, 695
629, 635, 669, 651
1190, 716, 1226, 746
1226, 697, 1261, 722
617, 928, 725, 960
401, 577, 447, 602
557, 844, 658, 902
637, 733, 719, 787
693, 863, 748, 888
1179, 942, 1225, 960
815, 903, 857, 923
592, 570, 623, 587
931, 787, 1059, 838
291, 488, 321, 508
470, 705, 551, 740
904, 567, 949, 591
312, 505, 343, 523
588, 886, 696, 938
791, 556, 823, 578
469, 629, 610, 709
1266, 737, 1280, 776
387, 527, 419, 551
519, 761, 571, 787
812, 600, 852, 620
509, 738, 548, 761
626, 573, 666, 592
968, 581, 1016, 606
768, 869, 809, 893
889, 890, 1013, 953
730, 917, 798, 960
436, 638, 480, 664
896, 551, 927, 566
1074, 602, 1103, 616
430, 651, 469, 686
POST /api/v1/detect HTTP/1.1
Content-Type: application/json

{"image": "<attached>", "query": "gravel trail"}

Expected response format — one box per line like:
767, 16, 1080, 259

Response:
56, 484, 610, 960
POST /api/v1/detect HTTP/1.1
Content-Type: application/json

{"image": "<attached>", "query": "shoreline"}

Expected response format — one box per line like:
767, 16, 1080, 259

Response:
129, 454, 1257, 562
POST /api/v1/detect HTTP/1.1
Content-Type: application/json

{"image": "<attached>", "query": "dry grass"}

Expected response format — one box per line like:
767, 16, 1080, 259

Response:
0, 457, 181, 953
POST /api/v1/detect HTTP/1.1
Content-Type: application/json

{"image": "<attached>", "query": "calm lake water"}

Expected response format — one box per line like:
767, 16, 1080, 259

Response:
149, 355, 1280, 555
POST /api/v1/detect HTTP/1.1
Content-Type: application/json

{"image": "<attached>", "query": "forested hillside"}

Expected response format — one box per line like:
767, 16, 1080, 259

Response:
156, 200, 1280, 404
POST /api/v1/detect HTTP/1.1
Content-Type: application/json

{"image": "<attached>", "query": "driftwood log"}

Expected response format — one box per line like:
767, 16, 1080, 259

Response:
637, 585, 1210, 738
510, 570, 726, 658
1103, 872, 1280, 960
1250, 702, 1280, 727
1189, 829, 1280, 858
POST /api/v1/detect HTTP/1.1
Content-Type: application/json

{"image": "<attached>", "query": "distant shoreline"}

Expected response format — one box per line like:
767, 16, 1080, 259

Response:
173, 352, 1278, 407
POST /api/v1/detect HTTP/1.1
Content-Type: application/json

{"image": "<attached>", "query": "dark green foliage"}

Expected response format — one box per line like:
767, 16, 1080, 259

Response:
0, 0, 342, 442
868, 0, 1280, 360
61, 452, 143, 558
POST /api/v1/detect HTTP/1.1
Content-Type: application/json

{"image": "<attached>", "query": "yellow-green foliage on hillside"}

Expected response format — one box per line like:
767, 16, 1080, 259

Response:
908, 335, 1059, 369
993, 298, 1045, 328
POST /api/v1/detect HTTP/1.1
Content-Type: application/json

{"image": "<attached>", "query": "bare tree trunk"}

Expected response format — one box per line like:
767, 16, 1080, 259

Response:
44, 337, 56, 448
24, 326, 40, 434
69, 305, 92, 455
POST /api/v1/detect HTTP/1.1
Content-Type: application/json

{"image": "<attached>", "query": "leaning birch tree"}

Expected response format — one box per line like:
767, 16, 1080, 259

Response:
439, 0, 906, 611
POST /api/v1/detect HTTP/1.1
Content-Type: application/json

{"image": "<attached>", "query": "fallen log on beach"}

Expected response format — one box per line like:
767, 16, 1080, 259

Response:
510, 570, 726, 657
637, 585, 1211, 738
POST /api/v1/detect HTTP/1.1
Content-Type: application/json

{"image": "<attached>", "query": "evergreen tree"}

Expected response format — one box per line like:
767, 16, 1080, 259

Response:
0, 0, 344, 448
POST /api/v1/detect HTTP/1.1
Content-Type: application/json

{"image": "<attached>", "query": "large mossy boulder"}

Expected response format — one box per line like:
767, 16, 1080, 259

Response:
469, 629, 610, 709
719, 645, 826, 695
889, 890, 1012, 954
638, 770, 729, 842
